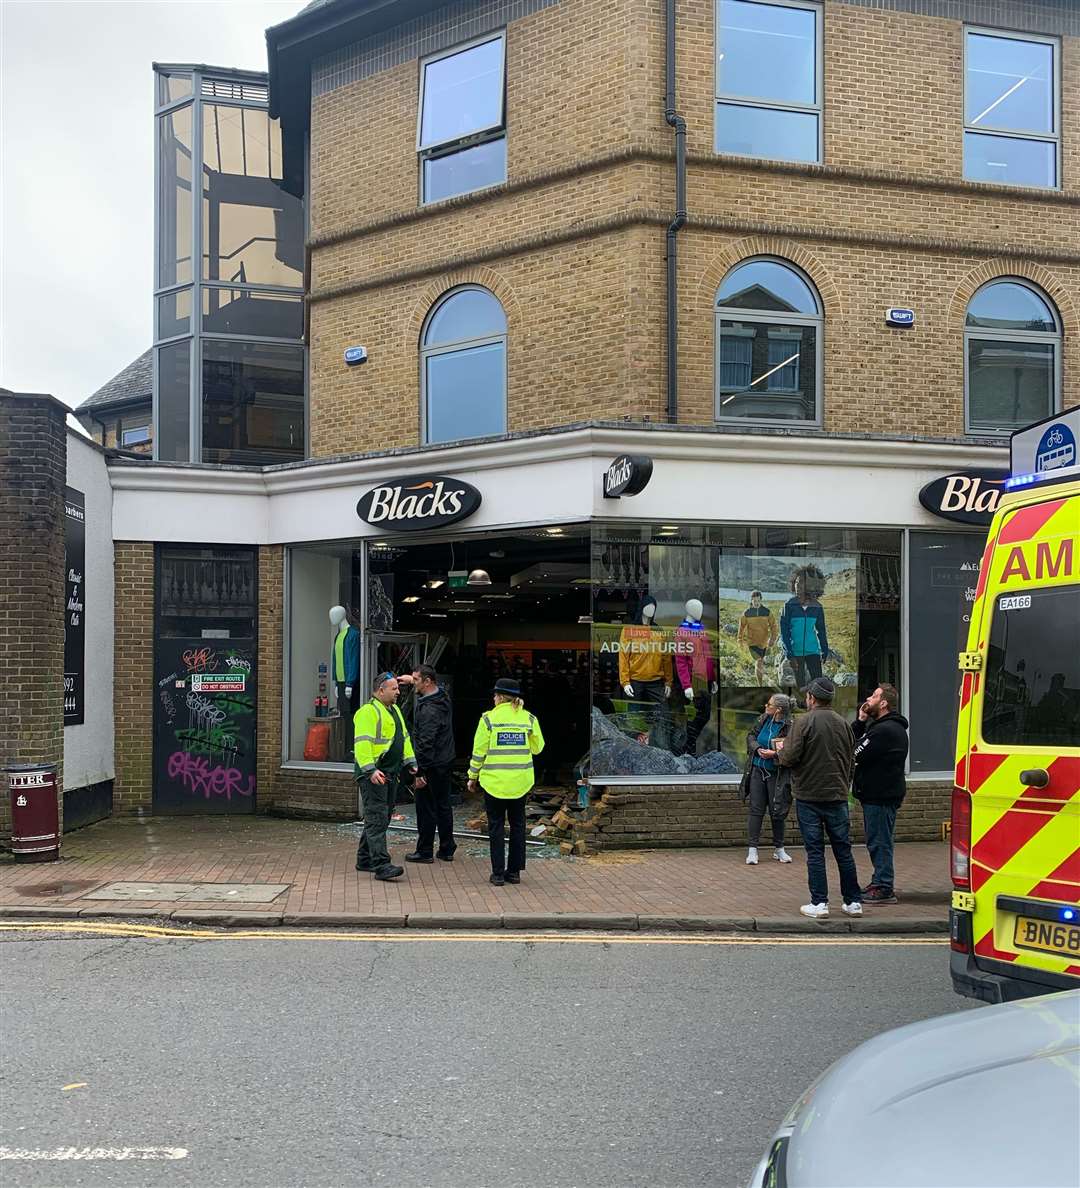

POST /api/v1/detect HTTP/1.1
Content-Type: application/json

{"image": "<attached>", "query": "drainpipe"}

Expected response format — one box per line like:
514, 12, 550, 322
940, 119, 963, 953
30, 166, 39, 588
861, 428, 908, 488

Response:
664, 0, 687, 424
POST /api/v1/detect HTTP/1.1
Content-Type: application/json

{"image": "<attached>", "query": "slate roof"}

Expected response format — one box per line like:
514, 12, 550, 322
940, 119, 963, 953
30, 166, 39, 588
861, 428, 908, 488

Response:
77, 348, 153, 413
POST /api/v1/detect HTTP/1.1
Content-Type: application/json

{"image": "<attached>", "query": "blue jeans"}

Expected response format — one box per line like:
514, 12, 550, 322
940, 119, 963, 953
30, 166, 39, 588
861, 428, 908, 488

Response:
796, 799, 862, 906
862, 803, 898, 891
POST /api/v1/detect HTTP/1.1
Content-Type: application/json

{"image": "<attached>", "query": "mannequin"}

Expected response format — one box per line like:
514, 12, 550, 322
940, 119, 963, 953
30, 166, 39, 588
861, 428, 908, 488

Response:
674, 598, 717, 756
618, 595, 672, 750
330, 605, 361, 719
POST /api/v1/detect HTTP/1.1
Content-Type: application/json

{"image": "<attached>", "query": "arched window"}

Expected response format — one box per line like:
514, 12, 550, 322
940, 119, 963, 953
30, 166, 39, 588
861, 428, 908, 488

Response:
715, 258, 823, 424
965, 280, 1061, 434
421, 287, 507, 444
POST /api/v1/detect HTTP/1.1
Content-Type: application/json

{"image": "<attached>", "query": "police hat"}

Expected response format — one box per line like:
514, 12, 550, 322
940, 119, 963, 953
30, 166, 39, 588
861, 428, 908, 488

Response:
493, 678, 522, 697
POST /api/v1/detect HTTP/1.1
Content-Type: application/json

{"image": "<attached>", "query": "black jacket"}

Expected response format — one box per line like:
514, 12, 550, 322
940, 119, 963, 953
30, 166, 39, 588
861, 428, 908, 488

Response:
852, 712, 909, 806
412, 687, 457, 771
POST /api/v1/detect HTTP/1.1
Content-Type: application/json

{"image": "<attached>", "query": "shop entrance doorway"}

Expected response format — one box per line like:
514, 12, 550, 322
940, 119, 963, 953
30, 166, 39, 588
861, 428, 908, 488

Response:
366, 528, 590, 794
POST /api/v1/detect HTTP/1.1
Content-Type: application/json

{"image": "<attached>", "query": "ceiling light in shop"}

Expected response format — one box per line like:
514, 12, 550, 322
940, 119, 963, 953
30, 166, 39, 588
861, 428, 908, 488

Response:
402, 596, 420, 603
453, 600, 475, 605
544, 527, 564, 535
427, 612, 448, 618
424, 579, 445, 589
660, 525, 679, 530
467, 568, 492, 586
790, 541, 813, 547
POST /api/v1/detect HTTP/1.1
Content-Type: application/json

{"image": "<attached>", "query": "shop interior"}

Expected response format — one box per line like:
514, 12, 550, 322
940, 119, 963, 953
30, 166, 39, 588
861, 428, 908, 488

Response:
288, 528, 591, 792
369, 527, 590, 789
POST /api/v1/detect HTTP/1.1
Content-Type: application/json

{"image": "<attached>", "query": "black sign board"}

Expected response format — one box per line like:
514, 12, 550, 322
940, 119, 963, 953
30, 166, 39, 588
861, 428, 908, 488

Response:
603, 455, 653, 498
918, 469, 1008, 526
356, 474, 482, 532
63, 487, 85, 726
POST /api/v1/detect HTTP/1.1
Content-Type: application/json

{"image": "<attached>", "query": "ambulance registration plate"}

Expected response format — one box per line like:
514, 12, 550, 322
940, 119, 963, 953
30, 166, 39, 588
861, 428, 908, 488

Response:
1013, 916, 1080, 959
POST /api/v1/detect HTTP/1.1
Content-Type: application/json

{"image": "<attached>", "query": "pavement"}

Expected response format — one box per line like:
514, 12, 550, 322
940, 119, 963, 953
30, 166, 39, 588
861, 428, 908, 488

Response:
0, 929, 970, 1187
0, 814, 950, 933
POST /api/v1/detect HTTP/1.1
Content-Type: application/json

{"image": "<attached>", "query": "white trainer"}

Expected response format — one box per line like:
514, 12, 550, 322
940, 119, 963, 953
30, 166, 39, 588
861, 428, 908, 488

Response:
842, 901, 863, 917
746, 847, 759, 865
773, 847, 792, 863
800, 902, 829, 919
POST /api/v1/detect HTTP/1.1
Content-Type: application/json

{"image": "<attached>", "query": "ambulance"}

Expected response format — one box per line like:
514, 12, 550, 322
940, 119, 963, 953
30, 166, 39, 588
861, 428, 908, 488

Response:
951, 408, 1080, 1002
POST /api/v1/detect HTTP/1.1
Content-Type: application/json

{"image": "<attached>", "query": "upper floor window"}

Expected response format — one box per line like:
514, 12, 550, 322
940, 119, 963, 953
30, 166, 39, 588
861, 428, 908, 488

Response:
121, 424, 152, 448
965, 280, 1060, 434
964, 28, 1059, 189
421, 287, 507, 444
715, 0, 821, 164
715, 258, 822, 424
418, 35, 507, 204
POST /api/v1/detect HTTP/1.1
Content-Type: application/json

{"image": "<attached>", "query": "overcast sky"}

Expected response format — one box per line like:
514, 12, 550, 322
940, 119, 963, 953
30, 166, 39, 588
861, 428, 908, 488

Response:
0, 0, 305, 410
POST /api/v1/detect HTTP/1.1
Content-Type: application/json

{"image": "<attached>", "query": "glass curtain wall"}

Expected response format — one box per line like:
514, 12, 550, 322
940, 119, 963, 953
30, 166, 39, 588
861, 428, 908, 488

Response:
154, 67, 305, 465
589, 523, 903, 779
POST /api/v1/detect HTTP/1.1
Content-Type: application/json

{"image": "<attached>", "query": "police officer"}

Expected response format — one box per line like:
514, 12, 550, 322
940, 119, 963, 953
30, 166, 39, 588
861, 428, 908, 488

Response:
354, 672, 418, 880
468, 678, 545, 886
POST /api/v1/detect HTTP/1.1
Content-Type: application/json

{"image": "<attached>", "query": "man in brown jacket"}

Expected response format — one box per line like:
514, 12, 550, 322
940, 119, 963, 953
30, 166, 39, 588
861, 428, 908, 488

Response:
775, 676, 862, 920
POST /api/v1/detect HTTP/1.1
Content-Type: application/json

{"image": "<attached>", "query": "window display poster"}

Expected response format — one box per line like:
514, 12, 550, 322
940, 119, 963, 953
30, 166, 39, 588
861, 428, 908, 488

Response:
715, 552, 859, 767
63, 487, 85, 726
908, 531, 985, 772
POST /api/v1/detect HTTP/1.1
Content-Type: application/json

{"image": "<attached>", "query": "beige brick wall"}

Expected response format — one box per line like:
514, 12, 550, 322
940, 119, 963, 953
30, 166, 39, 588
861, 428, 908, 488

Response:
113, 542, 154, 815
305, 0, 1078, 454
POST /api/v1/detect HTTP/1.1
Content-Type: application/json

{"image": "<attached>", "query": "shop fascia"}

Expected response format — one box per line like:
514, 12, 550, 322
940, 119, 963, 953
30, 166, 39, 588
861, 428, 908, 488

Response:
107, 426, 1011, 548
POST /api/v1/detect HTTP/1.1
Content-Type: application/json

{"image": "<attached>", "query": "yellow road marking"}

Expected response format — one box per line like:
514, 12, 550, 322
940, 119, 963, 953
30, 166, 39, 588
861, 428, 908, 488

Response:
60, 1083, 88, 1092
0, 921, 944, 946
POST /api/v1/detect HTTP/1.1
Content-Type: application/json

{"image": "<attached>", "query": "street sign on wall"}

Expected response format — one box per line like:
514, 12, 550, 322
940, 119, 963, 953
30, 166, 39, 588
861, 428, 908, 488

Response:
63, 487, 85, 726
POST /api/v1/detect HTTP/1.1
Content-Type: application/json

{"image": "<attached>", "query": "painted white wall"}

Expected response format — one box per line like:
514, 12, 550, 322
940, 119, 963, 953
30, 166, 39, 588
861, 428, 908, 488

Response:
287, 550, 343, 759
108, 428, 1009, 546
64, 433, 114, 791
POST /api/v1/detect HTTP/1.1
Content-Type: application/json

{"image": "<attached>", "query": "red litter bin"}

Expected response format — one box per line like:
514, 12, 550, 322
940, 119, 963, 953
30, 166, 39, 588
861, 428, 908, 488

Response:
6, 763, 60, 862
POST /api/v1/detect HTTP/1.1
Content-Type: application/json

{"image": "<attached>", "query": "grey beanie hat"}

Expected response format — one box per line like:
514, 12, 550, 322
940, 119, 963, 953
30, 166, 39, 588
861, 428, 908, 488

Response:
806, 676, 835, 703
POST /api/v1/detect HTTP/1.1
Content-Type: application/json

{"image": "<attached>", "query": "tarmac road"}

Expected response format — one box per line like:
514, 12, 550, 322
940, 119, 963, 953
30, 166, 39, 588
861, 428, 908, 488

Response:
0, 926, 974, 1188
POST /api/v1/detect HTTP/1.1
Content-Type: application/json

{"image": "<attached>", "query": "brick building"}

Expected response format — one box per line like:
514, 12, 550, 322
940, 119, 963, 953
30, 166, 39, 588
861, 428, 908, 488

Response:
87, 0, 1079, 845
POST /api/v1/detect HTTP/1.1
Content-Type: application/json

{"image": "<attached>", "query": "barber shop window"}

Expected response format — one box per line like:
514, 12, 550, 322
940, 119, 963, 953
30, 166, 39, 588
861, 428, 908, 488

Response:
421, 287, 507, 445
418, 34, 507, 204
715, 258, 822, 424
715, 0, 822, 163
965, 280, 1060, 434
964, 28, 1059, 189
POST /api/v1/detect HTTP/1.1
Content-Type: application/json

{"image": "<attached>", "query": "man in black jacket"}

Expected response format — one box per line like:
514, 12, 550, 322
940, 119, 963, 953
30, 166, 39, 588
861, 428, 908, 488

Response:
404, 665, 457, 863
852, 684, 908, 904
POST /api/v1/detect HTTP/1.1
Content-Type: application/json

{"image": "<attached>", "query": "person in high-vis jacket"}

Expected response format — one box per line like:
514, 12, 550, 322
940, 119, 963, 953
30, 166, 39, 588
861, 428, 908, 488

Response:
467, 678, 545, 886
354, 672, 418, 881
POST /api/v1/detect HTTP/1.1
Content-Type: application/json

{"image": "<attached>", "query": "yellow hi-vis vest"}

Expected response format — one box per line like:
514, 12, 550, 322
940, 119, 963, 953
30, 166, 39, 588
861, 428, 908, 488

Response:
353, 699, 416, 775
468, 701, 544, 799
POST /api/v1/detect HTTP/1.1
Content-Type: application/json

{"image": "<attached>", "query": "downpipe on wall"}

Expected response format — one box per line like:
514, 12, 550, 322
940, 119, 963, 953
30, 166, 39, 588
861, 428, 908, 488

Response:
665, 0, 687, 424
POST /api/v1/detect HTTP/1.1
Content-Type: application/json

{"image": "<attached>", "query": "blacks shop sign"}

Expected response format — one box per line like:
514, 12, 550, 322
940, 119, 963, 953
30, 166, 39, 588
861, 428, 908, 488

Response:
63, 487, 85, 725
918, 469, 1008, 526
603, 455, 653, 498
356, 474, 482, 531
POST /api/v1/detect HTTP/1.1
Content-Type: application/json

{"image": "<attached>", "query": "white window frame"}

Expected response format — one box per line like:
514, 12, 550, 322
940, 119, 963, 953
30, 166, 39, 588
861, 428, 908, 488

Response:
963, 25, 1061, 190
420, 286, 508, 445
714, 257, 823, 427
417, 32, 507, 204
121, 423, 152, 447
714, 0, 823, 164
963, 278, 1062, 436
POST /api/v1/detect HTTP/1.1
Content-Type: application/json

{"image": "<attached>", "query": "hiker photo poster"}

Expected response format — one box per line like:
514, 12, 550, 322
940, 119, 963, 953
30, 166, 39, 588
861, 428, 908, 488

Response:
715, 552, 859, 766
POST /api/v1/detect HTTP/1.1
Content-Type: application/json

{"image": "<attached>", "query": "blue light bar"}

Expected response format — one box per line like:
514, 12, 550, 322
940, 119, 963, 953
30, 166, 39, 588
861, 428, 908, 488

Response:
1061, 907, 1077, 924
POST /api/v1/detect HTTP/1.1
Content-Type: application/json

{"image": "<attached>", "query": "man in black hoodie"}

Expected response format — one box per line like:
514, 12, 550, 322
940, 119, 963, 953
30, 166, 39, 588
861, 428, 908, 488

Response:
404, 664, 457, 863
852, 684, 908, 904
